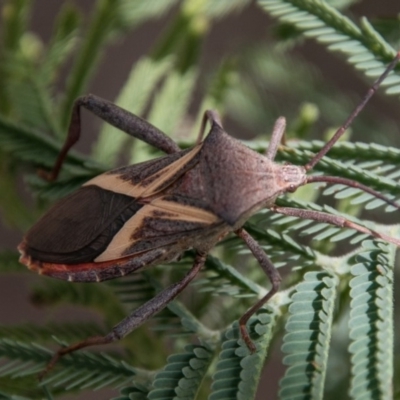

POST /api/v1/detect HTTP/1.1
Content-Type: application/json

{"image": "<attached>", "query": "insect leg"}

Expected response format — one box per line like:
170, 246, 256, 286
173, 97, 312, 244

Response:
42, 94, 181, 181
39, 252, 206, 379
270, 206, 400, 247
265, 117, 286, 160
235, 228, 282, 353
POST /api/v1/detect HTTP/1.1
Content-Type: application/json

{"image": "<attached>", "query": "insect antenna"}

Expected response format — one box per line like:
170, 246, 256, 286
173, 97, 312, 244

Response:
297, 52, 400, 210
304, 52, 400, 172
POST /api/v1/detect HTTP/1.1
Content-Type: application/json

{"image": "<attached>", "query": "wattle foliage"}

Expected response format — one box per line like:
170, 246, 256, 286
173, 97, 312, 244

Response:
0, 0, 399, 399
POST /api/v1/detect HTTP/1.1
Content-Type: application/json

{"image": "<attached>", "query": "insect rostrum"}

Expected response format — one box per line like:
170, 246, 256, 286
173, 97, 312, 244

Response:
18, 53, 400, 374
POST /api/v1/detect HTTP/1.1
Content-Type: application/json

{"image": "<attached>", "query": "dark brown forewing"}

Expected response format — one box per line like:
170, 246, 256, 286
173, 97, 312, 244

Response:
23, 145, 204, 264
94, 195, 222, 262
25, 186, 141, 263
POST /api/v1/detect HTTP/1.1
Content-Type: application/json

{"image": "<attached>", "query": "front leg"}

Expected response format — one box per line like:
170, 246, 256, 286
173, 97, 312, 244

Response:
43, 94, 181, 181
235, 228, 282, 352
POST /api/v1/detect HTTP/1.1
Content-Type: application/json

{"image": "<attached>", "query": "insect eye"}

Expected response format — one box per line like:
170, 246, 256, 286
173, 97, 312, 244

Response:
288, 184, 296, 192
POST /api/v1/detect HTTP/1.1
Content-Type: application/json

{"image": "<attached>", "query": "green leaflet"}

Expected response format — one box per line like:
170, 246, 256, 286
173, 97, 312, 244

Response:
348, 240, 395, 400
0, 390, 32, 400
210, 308, 279, 400
0, 339, 138, 392
0, 323, 105, 343
147, 344, 213, 399
117, 0, 179, 28
257, 0, 400, 95
280, 271, 338, 399
38, 4, 81, 89
59, 0, 179, 130
113, 383, 149, 400
92, 57, 173, 166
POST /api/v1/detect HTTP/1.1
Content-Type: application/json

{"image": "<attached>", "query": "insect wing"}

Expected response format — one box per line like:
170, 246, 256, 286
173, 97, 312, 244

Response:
20, 145, 204, 266
95, 195, 221, 262
23, 185, 140, 263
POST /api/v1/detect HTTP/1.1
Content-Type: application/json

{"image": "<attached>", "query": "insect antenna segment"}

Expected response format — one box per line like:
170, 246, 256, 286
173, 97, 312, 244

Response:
297, 52, 400, 210
304, 52, 400, 172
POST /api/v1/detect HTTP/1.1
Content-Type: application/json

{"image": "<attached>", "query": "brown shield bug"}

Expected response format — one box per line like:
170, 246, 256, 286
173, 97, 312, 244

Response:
18, 52, 400, 375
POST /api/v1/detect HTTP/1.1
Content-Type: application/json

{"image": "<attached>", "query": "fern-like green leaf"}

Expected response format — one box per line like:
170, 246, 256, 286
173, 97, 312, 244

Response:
92, 57, 173, 166
210, 307, 279, 400
31, 279, 126, 327
117, 0, 179, 28
203, 0, 251, 18
203, 254, 263, 297
0, 323, 105, 344
0, 339, 140, 392
58, 0, 128, 129
147, 344, 213, 399
39, 3, 81, 89
348, 240, 395, 399
0, 390, 31, 400
257, 0, 400, 94
145, 68, 197, 144
113, 382, 150, 400
280, 271, 338, 399
0, 114, 92, 172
